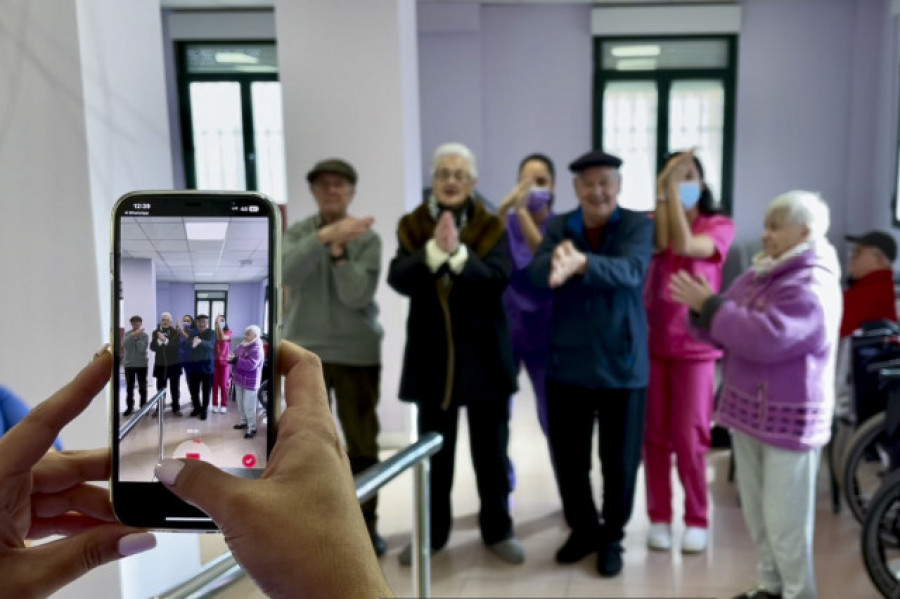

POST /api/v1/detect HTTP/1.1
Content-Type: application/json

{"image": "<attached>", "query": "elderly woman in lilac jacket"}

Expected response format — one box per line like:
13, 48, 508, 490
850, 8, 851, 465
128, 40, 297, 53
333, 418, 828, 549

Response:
231, 325, 264, 439
670, 190, 842, 599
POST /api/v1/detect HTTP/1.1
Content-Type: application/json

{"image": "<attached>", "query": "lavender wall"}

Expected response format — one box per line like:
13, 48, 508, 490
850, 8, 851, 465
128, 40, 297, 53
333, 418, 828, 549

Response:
731, 0, 883, 247
121, 258, 157, 333
418, 3, 592, 212
226, 281, 268, 346
417, 0, 897, 250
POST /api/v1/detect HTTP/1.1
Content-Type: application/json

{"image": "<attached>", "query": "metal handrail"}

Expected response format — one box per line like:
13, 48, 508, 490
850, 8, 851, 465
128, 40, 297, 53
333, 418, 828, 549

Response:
118, 388, 166, 441
153, 432, 444, 599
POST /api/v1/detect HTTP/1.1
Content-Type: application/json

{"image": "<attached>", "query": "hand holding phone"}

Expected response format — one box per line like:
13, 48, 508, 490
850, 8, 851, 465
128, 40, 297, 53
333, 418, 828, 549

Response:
111, 191, 281, 530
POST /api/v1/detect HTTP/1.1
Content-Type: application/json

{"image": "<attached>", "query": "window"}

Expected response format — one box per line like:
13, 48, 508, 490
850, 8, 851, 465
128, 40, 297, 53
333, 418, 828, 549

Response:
594, 37, 738, 213
195, 289, 227, 321
176, 42, 287, 203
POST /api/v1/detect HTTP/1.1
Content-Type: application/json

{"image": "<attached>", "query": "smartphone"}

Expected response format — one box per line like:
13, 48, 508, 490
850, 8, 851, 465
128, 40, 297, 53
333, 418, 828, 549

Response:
110, 191, 281, 530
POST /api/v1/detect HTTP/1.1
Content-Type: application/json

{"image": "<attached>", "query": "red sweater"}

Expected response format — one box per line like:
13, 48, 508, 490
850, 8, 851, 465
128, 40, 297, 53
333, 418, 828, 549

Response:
840, 269, 897, 337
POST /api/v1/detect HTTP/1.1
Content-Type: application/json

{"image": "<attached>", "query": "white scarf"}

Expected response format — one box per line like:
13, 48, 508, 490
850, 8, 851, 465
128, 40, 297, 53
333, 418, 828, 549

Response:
751, 240, 813, 277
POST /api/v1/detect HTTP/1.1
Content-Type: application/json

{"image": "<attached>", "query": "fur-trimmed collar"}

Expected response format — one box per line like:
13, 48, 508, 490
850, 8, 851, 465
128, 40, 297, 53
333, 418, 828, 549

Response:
398, 200, 505, 258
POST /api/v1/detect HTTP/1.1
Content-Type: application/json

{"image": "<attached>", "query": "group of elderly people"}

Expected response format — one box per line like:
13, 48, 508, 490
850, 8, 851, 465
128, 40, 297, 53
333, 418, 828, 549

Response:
282, 141, 841, 599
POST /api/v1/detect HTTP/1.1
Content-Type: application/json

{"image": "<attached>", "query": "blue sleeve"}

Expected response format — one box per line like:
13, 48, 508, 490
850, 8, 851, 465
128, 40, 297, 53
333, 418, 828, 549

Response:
0, 385, 63, 449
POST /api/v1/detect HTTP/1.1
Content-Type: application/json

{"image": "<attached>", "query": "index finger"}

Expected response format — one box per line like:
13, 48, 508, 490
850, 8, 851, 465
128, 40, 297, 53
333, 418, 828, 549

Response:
0, 347, 111, 479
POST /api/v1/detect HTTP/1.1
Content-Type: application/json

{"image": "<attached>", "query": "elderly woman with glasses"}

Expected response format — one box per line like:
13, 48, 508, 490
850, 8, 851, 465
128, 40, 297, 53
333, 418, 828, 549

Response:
388, 142, 523, 565
670, 190, 842, 599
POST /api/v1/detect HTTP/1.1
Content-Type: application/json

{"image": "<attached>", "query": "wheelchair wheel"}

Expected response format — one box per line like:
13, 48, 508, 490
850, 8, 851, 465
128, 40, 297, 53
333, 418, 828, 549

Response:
862, 470, 900, 598
843, 413, 892, 524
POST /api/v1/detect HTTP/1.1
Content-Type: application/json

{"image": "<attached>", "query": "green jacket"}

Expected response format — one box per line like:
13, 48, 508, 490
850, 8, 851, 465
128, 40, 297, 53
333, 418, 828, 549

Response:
282, 214, 383, 365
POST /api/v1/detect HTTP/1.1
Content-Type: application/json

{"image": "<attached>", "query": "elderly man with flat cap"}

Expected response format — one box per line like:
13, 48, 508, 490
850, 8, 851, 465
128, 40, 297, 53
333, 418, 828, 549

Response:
282, 158, 387, 556
529, 149, 654, 577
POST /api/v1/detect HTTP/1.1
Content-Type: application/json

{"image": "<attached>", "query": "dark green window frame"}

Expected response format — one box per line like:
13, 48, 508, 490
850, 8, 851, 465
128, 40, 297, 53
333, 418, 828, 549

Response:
593, 35, 739, 215
175, 40, 279, 192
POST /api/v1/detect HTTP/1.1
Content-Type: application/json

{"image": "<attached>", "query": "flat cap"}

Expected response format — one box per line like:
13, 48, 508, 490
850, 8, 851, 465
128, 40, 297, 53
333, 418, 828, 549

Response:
306, 158, 358, 185
846, 230, 897, 262
568, 150, 623, 173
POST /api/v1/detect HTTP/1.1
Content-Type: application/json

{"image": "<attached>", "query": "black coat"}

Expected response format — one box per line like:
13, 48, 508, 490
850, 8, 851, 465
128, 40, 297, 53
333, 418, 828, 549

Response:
388, 201, 517, 408
150, 326, 181, 378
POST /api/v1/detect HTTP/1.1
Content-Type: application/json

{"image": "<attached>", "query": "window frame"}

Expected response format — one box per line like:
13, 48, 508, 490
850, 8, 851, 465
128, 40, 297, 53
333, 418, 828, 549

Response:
175, 40, 280, 192
593, 34, 739, 215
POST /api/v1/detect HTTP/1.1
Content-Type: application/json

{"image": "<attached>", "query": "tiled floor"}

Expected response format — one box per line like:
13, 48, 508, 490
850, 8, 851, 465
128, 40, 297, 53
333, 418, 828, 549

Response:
117, 375, 268, 481
194, 373, 879, 598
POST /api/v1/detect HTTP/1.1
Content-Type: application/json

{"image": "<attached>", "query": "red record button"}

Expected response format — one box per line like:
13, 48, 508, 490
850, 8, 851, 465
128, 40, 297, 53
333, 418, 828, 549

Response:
242, 454, 257, 468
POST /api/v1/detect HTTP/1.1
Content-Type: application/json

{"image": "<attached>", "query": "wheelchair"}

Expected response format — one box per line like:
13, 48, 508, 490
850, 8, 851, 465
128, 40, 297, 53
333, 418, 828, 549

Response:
862, 464, 900, 597
841, 321, 900, 524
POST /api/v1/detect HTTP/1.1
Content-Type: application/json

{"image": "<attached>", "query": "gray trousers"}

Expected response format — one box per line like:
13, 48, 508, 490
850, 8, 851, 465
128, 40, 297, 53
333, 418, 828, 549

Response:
236, 385, 257, 432
732, 430, 820, 599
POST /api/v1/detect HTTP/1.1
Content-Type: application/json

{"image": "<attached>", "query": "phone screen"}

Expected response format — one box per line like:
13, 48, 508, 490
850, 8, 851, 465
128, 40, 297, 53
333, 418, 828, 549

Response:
110, 191, 281, 530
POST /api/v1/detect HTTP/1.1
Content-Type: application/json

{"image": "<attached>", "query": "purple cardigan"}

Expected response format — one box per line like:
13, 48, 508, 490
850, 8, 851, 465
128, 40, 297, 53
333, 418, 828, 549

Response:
690, 243, 842, 450
233, 340, 263, 391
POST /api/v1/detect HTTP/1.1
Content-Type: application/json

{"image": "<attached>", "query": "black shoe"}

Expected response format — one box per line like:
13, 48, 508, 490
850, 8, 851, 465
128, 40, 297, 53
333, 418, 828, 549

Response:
596, 541, 623, 577
244, 430, 256, 439
172, 410, 183, 417
731, 589, 782, 599
189, 409, 200, 417
234, 423, 248, 430
369, 530, 387, 557
123, 408, 134, 417
555, 531, 597, 564
200, 412, 208, 420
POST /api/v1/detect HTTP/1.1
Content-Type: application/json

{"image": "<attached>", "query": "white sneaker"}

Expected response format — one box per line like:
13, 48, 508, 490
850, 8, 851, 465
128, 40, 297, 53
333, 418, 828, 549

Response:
647, 523, 672, 550
681, 526, 708, 553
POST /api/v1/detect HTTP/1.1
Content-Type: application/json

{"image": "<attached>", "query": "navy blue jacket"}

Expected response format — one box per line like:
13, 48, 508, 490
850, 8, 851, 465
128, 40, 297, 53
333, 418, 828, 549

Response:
528, 206, 654, 389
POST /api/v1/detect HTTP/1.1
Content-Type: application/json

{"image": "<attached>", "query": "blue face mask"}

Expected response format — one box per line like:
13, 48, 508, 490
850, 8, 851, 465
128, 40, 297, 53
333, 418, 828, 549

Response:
678, 181, 702, 210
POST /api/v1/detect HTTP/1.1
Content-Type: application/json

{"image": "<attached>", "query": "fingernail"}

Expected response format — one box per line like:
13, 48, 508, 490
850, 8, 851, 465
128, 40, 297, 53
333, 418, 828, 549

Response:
92, 343, 111, 362
155, 459, 184, 486
118, 532, 156, 557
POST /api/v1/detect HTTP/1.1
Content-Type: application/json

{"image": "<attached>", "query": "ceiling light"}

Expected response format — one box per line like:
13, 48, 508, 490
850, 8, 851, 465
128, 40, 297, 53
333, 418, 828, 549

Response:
215, 51, 259, 64
616, 58, 657, 71
611, 45, 661, 58
185, 222, 228, 241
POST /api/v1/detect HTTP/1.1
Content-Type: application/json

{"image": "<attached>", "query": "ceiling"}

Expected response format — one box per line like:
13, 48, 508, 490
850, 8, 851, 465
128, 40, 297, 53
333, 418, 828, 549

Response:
121, 216, 270, 283
160, 0, 736, 8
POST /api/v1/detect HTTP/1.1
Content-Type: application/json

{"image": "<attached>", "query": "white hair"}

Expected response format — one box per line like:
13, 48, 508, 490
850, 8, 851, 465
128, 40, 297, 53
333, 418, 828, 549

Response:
245, 325, 261, 339
766, 190, 831, 240
431, 142, 478, 180
160, 312, 172, 320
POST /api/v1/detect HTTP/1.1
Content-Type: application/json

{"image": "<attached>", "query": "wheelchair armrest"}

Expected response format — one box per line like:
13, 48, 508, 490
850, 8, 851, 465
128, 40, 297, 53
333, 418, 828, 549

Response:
869, 358, 900, 373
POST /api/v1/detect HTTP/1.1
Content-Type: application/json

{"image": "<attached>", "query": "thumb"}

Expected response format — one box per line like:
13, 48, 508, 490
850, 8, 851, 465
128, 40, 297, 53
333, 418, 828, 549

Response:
18, 525, 155, 597
155, 458, 242, 521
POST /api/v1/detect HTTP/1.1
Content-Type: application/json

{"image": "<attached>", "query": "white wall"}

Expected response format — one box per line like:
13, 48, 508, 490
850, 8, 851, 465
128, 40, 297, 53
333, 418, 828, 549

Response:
275, 0, 421, 444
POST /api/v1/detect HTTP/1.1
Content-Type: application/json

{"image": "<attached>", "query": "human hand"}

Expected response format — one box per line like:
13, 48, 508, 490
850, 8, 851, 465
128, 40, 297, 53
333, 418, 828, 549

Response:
156, 331, 165, 342
133, 328, 144, 338
657, 150, 695, 199
669, 270, 713, 312
192, 337, 201, 349
434, 211, 460, 254
0, 346, 156, 599
154, 342, 391, 599
499, 179, 531, 214
549, 240, 587, 288
321, 216, 375, 246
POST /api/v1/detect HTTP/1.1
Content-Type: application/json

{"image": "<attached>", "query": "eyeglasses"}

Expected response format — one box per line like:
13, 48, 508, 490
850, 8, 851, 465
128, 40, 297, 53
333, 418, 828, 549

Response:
434, 169, 471, 183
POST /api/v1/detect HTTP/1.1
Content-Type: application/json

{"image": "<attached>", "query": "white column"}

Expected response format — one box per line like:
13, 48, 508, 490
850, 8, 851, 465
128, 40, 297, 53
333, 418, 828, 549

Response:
0, 1, 200, 597
275, 0, 422, 442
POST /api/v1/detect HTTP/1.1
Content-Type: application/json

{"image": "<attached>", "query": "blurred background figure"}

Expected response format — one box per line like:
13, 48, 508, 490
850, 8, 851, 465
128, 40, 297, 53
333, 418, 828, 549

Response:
670, 190, 841, 599
642, 151, 735, 554
389, 142, 523, 565
122, 315, 150, 417
230, 325, 265, 439
282, 157, 387, 556
212, 314, 233, 414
